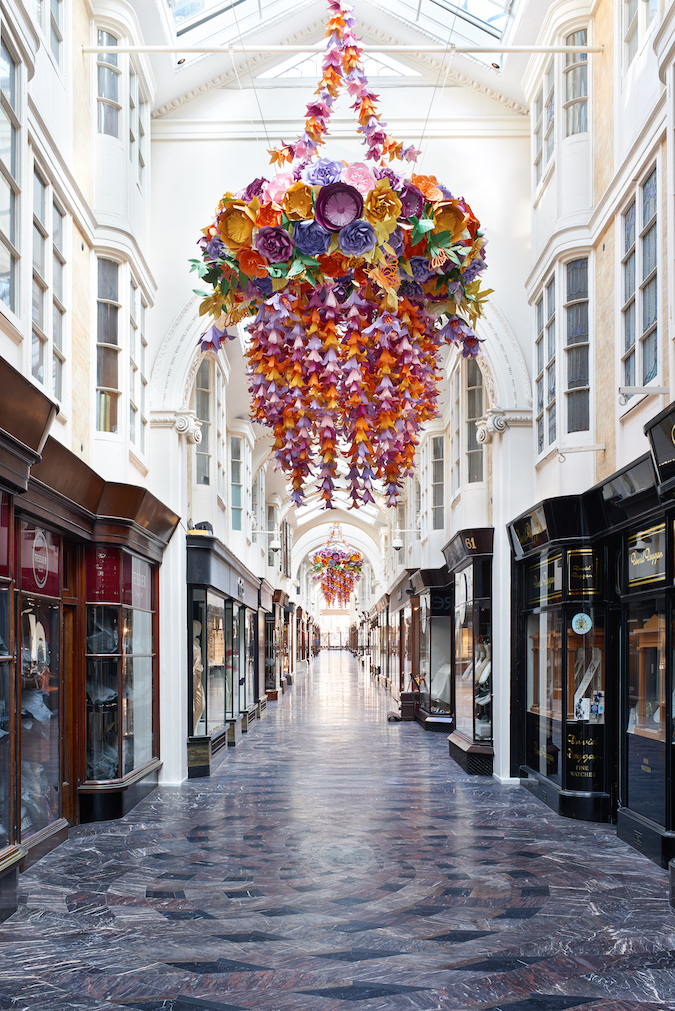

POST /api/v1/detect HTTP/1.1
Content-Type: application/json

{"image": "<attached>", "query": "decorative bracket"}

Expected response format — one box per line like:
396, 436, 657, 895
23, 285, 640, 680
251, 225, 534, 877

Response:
476, 407, 532, 444
174, 409, 202, 444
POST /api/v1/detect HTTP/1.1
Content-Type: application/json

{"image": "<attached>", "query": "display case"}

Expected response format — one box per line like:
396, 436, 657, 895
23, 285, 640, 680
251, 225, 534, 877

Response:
414, 570, 453, 732
81, 546, 158, 820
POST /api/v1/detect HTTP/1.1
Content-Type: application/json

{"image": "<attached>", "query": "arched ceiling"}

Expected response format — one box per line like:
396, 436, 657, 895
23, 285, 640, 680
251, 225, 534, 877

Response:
292, 515, 385, 587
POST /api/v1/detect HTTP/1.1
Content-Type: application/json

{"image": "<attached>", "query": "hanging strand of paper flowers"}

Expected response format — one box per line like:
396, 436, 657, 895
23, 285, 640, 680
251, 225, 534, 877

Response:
311, 524, 363, 607
192, 0, 490, 509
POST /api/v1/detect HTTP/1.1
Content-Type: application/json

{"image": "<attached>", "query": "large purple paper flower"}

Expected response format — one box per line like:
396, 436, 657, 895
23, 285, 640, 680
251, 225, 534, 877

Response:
254, 277, 274, 296
461, 258, 486, 284
388, 227, 404, 257
315, 182, 364, 232
255, 226, 294, 263
338, 219, 377, 257
398, 183, 425, 220
374, 164, 404, 190
409, 256, 432, 282
292, 220, 332, 257
399, 279, 424, 300
302, 157, 344, 186
206, 236, 225, 261
239, 177, 268, 203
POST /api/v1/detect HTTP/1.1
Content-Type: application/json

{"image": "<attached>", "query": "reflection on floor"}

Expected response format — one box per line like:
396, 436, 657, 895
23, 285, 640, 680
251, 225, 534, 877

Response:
1, 649, 674, 1010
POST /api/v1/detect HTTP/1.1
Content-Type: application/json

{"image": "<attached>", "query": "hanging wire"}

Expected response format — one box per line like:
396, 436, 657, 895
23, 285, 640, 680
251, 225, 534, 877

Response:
230, 2, 275, 166
416, 4, 459, 171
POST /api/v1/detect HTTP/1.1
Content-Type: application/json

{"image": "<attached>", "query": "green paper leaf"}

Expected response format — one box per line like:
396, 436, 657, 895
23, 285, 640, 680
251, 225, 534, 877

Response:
193, 289, 208, 298
287, 259, 305, 278
220, 278, 230, 296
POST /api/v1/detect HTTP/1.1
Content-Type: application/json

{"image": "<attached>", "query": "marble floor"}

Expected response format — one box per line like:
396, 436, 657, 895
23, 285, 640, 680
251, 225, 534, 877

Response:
1, 651, 674, 1011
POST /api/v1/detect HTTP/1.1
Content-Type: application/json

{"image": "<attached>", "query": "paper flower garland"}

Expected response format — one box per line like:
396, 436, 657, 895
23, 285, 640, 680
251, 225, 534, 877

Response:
311, 524, 363, 607
192, 0, 490, 509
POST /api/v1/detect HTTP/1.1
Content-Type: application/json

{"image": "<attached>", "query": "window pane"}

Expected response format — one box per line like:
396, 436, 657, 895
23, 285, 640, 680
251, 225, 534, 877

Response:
537, 376, 544, 412
468, 451, 483, 483
547, 321, 555, 362
96, 390, 118, 433
536, 297, 543, 335
31, 331, 44, 381
432, 506, 444, 529
50, 21, 60, 63
547, 361, 556, 403
643, 169, 657, 225
0, 44, 16, 111
567, 258, 588, 300
98, 258, 118, 301
53, 254, 63, 302
196, 453, 209, 485
231, 437, 241, 460
97, 345, 118, 390
643, 330, 657, 383
643, 276, 657, 332
0, 105, 17, 178
548, 401, 556, 444
33, 223, 44, 274
624, 350, 635, 387
53, 304, 62, 351
624, 252, 635, 302
0, 240, 14, 311
97, 31, 118, 66
196, 389, 210, 423
52, 204, 63, 250
567, 302, 588, 345
97, 65, 118, 102
32, 278, 44, 328
97, 102, 118, 137
232, 485, 241, 508
537, 416, 544, 454
432, 459, 443, 484
467, 387, 483, 419
33, 171, 45, 222
624, 301, 635, 352
643, 224, 657, 279
536, 338, 543, 375
566, 98, 588, 136
231, 461, 241, 484
52, 352, 62, 401
567, 345, 588, 388
568, 390, 589, 432
566, 65, 587, 102
97, 301, 118, 345
129, 403, 136, 444
432, 435, 444, 459
232, 508, 242, 531
546, 277, 555, 319
625, 203, 636, 252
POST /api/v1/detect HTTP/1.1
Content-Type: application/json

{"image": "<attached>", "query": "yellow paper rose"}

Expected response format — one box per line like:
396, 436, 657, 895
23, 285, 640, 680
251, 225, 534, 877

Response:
432, 200, 469, 242
216, 200, 256, 251
282, 182, 314, 220
363, 180, 402, 241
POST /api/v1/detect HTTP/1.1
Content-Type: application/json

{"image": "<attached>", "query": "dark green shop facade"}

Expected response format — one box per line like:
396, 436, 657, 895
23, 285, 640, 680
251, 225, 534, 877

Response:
509, 401, 675, 867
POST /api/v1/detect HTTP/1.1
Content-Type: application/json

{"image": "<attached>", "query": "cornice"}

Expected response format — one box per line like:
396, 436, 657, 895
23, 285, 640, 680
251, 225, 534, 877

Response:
152, 17, 527, 120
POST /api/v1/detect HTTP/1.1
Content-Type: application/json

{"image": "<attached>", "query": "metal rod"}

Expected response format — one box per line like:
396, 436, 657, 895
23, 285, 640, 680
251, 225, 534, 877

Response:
82, 44, 603, 55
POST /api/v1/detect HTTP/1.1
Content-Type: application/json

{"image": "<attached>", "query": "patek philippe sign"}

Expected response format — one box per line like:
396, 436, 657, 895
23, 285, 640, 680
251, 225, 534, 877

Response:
627, 523, 666, 588
567, 549, 600, 597
527, 552, 563, 608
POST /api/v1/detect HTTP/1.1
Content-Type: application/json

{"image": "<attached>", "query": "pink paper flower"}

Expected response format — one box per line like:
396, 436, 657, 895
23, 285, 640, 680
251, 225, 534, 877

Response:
342, 161, 376, 196
263, 173, 294, 205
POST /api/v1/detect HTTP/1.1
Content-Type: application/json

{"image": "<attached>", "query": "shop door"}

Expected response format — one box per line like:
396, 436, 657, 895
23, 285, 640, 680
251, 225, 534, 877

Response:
61, 604, 78, 824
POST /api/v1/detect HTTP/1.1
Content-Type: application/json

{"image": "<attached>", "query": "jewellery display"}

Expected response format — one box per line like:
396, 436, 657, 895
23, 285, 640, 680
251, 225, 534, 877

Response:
192, 0, 489, 509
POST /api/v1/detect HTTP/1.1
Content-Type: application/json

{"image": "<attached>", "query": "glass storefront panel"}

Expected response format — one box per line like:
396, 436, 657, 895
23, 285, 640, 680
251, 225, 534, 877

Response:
454, 568, 474, 739
123, 608, 152, 655
565, 609, 604, 791
429, 615, 452, 715
265, 615, 275, 691
526, 609, 563, 784
87, 605, 119, 654
86, 657, 119, 779
626, 601, 666, 825
0, 659, 8, 845
474, 603, 491, 740
122, 656, 153, 774
191, 589, 206, 735
20, 598, 60, 838
206, 592, 225, 734
245, 609, 256, 705
402, 606, 413, 692
418, 594, 430, 699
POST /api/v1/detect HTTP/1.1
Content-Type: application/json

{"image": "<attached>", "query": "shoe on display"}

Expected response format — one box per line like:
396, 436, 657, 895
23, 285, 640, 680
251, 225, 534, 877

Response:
475, 690, 490, 707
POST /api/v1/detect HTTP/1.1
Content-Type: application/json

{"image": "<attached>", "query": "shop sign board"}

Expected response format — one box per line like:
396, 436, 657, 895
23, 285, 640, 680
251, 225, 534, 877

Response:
122, 554, 152, 610
627, 523, 665, 588
567, 549, 600, 597
527, 552, 563, 608
566, 725, 604, 790
511, 505, 548, 556
19, 521, 60, 597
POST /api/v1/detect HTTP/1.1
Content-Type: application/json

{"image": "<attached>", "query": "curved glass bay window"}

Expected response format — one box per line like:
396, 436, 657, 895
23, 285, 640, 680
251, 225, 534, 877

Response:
417, 583, 453, 723
85, 547, 156, 781
18, 522, 61, 839
454, 560, 492, 743
190, 589, 243, 737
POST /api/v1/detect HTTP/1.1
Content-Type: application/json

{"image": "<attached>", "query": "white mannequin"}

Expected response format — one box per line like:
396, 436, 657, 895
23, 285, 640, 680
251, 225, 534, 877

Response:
192, 620, 205, 733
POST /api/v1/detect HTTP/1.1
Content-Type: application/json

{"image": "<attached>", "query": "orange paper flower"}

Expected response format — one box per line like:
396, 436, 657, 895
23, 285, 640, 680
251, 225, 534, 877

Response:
432, 200, 469, 242
217, 201, 256, 251
412, 173, 444, 202
256, 202, 283, 228
236, 246, 269, 278
363, 180, 402, 230
282, 182, 315, 220
318, 252, 349, 277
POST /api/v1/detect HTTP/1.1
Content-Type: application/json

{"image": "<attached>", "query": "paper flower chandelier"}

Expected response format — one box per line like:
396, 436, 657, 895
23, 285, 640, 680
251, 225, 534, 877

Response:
311, 524, 363, 607
193, 0, 490, 509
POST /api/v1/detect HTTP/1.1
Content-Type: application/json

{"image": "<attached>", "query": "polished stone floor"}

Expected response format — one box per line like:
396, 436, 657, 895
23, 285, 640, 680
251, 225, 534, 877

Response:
1, 651, 674, 1011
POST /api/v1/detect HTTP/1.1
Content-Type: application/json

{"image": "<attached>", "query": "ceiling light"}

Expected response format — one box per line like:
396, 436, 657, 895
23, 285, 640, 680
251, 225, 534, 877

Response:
491, 62, 500, 69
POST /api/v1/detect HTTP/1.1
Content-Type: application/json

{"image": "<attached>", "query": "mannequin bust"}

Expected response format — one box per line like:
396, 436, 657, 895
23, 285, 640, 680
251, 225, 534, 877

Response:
192, 620, 205, 733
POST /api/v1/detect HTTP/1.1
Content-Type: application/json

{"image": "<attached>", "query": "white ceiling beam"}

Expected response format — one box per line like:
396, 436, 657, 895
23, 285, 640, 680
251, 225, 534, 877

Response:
83, 44, 603, 55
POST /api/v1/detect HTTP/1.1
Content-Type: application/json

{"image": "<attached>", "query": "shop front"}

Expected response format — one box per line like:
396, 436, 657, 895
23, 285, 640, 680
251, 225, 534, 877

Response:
443, 529, 494, 775
509, 499, 611, 822
187, 532, 260, 777
386, 569, 418, 702
412, 567, 453, 732
259, 578, 273, 710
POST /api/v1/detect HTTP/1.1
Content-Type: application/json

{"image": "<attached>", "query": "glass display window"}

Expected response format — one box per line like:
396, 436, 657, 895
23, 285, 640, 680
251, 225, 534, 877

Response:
526, 609, 563, 784
0, 492, 9, 579
85, 547, 156, 781
417, 587, 453, 717
626, 600, 666, 825
0, 583, 10, 847
206, 592, 226, 734
264, 614, 275, 692
245, 609, 256, 705
454, 566, 474, 740
20, 598, 60, 838
191, 589, 206, 734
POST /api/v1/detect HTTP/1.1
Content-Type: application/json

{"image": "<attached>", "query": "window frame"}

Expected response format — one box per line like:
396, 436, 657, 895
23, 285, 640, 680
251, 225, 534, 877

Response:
564, 256, 590, 435
533, 60, 554, 190
95, 256, 122, 434
0, 36, 20, 321
466, 358, 484, 484
96, 30, 121, 139
624, 0, 657, 71
194, 357, 211, 484
620, 164, 659, 407
563, 29, 588, 138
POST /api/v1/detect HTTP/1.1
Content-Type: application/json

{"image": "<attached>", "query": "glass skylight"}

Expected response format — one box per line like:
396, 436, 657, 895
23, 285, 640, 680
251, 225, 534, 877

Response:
166, 0, 315, 43
371, 0, 513, 46
258, 50, 421, 79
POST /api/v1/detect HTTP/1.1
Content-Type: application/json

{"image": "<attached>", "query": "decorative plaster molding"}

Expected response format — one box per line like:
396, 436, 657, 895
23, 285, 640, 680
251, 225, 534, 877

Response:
479, 301, 533, 410
152, 17, 527, 120
150, 409, 202, 443
476, 407, 532, 444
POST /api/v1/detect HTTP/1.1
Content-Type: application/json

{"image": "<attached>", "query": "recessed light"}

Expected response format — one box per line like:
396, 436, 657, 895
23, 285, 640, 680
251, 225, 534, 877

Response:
177, 56, 186, 65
